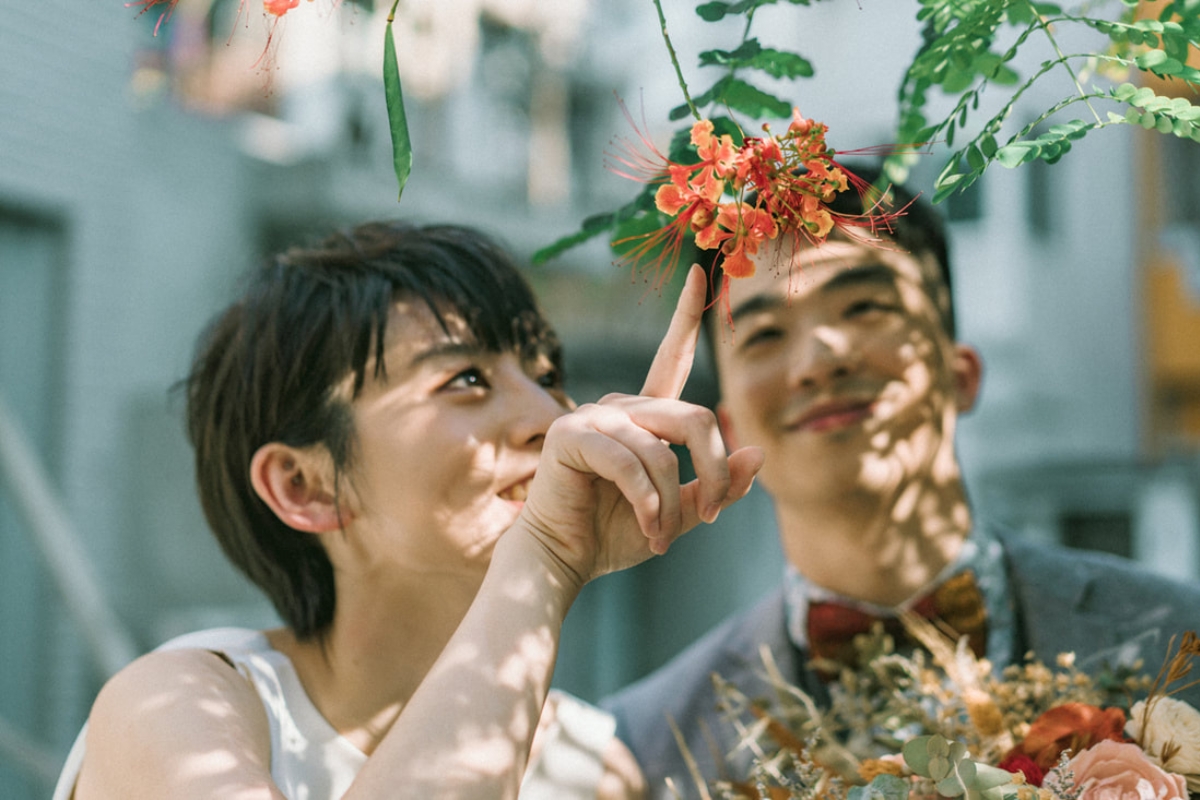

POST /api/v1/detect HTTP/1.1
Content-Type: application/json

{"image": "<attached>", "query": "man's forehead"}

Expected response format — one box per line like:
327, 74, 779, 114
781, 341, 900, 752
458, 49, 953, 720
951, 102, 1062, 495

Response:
728, 238, 922, 305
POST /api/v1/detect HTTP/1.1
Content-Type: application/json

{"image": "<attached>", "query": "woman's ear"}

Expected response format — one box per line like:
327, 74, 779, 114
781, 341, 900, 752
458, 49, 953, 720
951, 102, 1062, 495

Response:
249, 443, 347, 533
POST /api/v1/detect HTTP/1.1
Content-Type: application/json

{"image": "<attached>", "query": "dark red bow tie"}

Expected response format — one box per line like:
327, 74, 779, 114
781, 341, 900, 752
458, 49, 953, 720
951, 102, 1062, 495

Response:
805, 570, 988, 675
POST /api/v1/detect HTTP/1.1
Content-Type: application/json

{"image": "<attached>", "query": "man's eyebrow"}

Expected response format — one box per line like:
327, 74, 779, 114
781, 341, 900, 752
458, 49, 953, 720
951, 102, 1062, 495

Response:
819, 263, 898, 293
729, 293, 787, 327
728, 263, 898, 326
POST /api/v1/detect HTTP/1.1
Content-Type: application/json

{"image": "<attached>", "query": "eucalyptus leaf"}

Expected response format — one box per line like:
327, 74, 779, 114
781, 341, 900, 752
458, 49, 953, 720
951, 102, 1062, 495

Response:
848, 774, 911, 800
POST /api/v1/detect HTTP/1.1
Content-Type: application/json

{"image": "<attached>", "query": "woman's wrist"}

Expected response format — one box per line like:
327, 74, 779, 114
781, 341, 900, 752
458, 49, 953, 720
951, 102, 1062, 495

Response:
492, 518, 587, 610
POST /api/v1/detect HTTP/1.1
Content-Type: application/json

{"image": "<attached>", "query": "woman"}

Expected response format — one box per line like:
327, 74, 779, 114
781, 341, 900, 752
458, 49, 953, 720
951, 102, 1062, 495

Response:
54, 221, 762, 799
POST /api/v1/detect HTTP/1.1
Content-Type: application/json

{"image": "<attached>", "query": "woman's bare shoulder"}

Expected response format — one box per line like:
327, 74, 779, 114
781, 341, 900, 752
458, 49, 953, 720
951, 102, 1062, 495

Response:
75, 647, 284, 800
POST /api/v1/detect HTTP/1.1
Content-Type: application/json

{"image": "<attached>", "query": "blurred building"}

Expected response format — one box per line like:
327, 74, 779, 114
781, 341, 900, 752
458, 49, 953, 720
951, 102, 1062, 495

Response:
2, 1, 1199, 797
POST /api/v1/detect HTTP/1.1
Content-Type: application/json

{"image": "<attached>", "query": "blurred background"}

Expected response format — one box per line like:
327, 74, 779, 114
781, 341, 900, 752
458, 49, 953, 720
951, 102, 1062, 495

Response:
3, 0, 1200, 796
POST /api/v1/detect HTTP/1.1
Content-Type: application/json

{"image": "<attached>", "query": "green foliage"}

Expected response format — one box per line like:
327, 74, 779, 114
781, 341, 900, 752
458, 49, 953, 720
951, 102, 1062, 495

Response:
848, 774, 911, 800
891, 0, 1200, 201
534, 0, 1200, 263
902, 735, 1019, 800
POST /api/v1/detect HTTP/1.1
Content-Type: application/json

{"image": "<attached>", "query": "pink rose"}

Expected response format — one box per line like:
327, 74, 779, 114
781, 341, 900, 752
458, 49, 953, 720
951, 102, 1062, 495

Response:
1052, 739, 1187, 800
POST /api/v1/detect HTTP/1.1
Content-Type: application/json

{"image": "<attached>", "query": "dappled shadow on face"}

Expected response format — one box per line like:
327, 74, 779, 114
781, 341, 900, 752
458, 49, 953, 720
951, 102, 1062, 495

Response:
854, 276, 973, 574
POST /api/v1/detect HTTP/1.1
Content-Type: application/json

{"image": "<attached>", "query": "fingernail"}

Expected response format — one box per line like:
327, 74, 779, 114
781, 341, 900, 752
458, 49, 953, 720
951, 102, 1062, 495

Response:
704, 503, 721, 523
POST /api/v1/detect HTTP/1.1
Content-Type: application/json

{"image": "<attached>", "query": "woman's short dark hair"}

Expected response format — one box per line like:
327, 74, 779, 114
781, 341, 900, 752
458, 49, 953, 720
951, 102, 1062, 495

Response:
185, 221, 561, 639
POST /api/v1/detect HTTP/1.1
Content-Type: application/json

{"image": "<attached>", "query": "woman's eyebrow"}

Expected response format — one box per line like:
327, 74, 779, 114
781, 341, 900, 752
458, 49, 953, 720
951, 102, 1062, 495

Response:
403, 340, 485, 370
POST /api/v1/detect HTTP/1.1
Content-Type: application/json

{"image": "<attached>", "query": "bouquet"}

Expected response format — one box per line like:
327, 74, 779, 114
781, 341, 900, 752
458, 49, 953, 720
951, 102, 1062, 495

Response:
686, 619, 1200, 800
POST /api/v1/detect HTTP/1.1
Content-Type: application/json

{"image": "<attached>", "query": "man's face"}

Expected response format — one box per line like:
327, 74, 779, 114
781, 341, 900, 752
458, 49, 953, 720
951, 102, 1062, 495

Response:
712, 235, 980, 509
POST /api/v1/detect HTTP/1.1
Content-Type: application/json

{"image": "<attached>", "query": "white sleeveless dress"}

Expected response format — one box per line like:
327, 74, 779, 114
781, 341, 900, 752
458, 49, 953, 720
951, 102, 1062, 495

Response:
52, 627, 617, 799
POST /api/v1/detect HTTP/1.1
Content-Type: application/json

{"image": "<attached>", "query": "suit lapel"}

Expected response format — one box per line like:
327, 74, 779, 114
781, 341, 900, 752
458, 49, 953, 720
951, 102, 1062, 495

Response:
1000, 531, 1155, 671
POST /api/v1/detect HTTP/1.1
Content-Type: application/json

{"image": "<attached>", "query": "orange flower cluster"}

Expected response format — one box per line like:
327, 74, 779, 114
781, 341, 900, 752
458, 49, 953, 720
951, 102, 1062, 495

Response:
612, 108, 905, 323
652, 112, 856, 280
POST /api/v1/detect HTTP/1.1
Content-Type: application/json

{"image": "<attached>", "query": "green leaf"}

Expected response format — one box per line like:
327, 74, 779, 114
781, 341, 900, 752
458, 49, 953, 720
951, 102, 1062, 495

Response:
1130, 86, 1156, 107
696, 2, 731, 21
941, 67, 976, 94
1175, 104, 1200, 122
717, 77, 792, 119
1137, 49, 1184, 75
749, 47, 815, 79
531, 211, 616, 265
995, 141, 1039, 168
966, 143, 986, 170
1114, 82, 1139, 101
699, 38, 763, 67
1007, 3, 1033, 24
384, 6, 413, 202
698, 40, 814, 79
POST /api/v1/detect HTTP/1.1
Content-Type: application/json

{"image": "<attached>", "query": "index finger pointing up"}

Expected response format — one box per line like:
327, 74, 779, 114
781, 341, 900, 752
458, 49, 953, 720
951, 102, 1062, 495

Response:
640, 264, 707, 400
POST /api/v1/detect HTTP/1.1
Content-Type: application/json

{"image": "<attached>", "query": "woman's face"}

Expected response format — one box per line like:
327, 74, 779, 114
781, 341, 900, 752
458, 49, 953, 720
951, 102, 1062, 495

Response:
339, 298, 569, 578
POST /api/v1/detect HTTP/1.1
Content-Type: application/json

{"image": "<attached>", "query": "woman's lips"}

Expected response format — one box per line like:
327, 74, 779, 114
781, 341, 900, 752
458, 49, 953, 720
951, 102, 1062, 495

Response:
498, 478, 531, 504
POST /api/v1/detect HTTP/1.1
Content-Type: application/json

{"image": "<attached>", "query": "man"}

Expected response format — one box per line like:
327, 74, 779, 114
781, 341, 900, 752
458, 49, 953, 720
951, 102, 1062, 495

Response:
602, 168, 1200, 797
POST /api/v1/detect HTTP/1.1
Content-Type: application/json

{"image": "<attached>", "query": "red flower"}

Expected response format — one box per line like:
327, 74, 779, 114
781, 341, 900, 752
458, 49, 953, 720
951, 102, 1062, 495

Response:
608, 101, 915, 325
1010, 703, 1128, 770
125, 0, 180, 35
264, 0, 300, 16
998, 753, 1046, 787
714, 203, 777, 278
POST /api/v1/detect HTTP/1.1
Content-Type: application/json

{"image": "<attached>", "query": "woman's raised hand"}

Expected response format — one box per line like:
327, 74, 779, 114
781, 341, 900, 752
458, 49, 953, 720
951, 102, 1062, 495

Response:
516, 265, 764, 589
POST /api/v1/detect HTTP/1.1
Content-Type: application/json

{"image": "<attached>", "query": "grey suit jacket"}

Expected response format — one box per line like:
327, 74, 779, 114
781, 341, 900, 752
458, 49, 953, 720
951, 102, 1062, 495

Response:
602, 530, 1200, 799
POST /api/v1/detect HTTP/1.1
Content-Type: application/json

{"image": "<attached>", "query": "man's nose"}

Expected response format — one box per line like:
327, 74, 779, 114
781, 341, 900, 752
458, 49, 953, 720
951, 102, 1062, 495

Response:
788, 325, 856, 389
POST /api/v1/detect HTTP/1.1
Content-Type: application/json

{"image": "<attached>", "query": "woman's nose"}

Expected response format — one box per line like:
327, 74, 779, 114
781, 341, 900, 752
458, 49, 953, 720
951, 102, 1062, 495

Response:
506, 372, 568, 447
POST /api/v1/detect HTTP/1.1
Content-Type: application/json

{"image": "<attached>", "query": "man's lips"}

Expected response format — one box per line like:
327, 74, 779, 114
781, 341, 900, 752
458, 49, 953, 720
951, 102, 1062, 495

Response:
788, 398, 876, 433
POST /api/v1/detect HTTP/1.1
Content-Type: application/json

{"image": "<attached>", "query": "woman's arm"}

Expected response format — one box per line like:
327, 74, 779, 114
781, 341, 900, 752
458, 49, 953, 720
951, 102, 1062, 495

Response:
75, 648, 285, 800
344, 265, 762, 798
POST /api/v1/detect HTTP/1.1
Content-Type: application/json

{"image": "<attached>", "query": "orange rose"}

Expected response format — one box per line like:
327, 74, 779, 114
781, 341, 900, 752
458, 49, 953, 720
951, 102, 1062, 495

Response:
1011, 703, 1127, 769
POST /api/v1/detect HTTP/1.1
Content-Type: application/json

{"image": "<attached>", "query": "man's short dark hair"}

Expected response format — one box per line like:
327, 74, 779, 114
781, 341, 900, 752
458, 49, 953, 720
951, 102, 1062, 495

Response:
701, 162, 956, 341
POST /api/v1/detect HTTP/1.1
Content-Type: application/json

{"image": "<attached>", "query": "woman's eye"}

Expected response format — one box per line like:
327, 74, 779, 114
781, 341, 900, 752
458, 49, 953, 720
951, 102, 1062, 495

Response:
535, 368, 562, 390
445, 368, 489, 390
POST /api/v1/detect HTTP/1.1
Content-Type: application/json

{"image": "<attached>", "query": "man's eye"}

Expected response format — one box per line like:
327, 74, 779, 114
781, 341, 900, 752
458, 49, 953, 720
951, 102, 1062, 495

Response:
445, 368, 489, 390
740, 326, 783, 349
844, 298, 897, 318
